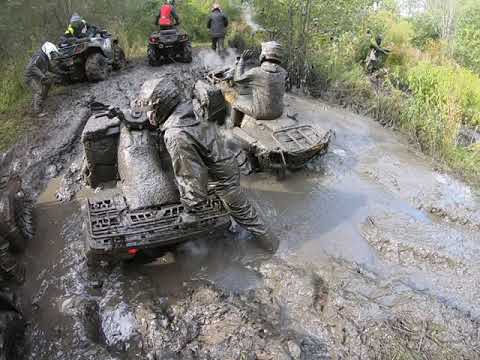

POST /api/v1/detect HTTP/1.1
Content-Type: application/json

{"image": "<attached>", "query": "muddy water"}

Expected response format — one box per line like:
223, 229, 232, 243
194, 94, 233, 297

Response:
5, 54, 480, 358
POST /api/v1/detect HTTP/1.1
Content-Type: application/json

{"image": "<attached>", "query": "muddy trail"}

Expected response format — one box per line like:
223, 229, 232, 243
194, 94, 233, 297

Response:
2, 50, 480, 359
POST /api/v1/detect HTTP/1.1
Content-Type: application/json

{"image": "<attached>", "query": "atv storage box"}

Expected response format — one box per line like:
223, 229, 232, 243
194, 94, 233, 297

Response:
82, 112, 121, 187
233, 115, 332, 171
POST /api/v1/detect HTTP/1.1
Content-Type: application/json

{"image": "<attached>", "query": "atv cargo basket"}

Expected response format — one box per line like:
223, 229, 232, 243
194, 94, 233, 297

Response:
85, 195, 230, 262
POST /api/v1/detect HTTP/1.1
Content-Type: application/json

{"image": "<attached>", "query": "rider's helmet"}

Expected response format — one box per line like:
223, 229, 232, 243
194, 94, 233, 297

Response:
69, 13, 84, 32
165, 0, 174, 4
41, 42, 59, 60
376, 35, 383, 46
259, 41, 283, 64
212, 3, 221, 11
132, 77, 181, 126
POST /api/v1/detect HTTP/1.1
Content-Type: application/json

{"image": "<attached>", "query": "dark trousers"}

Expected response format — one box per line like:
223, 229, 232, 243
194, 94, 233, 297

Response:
211, 37, 225, 54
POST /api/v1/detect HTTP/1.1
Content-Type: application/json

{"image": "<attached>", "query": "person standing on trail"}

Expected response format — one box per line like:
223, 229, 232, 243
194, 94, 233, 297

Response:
231, 41, 287, 126
365, 34, 390, 73
24, 42, 59, 117
207, 3, 229, 54
132, 78, 279, 253
156, 0, 180, 29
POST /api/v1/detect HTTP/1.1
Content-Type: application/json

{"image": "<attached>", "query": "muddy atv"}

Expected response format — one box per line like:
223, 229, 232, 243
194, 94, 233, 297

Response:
55, 30, 126, 83
207, 68, 333, 178
0, 176, 35, 253
147, 28, 192, 66
81, 104, 230, 267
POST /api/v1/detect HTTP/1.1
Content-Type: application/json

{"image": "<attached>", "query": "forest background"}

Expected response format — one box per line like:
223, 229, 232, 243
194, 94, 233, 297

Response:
1, 0, 480, 182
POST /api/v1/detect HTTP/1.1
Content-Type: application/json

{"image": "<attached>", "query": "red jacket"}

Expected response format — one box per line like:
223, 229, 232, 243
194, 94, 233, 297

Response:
159, 4, 174, 26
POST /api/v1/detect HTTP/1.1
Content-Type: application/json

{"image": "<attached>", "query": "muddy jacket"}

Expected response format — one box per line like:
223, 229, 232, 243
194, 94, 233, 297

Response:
208, 10, 228, 38
162, 100, 267, 236
233, 60, 287, 120
161, 101, 231, 162
24, 49, 49, 82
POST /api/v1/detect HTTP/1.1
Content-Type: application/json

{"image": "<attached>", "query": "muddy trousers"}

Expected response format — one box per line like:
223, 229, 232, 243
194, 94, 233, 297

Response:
26, 78, 50, 114
211, 37, 225, 54
164, 130, 267, 236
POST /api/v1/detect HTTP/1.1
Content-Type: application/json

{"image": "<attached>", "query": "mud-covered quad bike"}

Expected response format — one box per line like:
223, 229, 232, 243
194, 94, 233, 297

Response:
55, 30, 126, 83
147, 28, 192, 66
207, 68, 333, 178
0, 176, 35, 253
81, 102, 230, 267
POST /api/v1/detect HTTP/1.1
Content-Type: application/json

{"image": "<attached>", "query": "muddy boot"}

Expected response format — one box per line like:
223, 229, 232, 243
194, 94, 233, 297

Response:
253, 230, 280, 253
0, 245, 25, 284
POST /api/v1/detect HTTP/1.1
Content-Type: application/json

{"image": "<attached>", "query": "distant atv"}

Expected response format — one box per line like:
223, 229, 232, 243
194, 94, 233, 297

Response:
55, 30, 126, 83
208, 68, 333, 178
147, 28, 192, 66
81, 99, 229, 267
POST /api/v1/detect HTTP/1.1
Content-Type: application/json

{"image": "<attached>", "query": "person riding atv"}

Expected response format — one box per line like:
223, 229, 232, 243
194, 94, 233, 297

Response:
365, 34, 390, 74
63, 13, 97, 40
156, 0, 180, 29
208, 41, 332, 177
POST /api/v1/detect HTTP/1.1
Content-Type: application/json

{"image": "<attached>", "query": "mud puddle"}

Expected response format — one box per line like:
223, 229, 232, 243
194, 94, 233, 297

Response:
4, 51, 480, 359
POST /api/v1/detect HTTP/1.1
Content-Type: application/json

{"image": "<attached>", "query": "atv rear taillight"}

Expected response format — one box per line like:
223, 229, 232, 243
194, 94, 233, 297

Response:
128, 248, 139, 255
149, 36, 159, 44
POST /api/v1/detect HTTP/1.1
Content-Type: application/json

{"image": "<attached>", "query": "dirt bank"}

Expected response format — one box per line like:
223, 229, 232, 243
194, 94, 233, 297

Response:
2, 51, 479, 359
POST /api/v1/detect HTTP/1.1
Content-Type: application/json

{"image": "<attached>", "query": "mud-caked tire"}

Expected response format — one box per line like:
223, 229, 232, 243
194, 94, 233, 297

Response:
147, 46, 161, 66
180, 42, 193, 63
112, 44, 126, 71
85, 53, 111, 82
0, 311, 25, 360
11, 199, 35, 252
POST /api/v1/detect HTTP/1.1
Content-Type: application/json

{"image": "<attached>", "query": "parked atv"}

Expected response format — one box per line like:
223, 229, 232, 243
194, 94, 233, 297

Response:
55, 30, 126, 83
81, 99, 229, 266
207, 68, 333, 178
0, 176, 35, 253
147, 28, 192, 66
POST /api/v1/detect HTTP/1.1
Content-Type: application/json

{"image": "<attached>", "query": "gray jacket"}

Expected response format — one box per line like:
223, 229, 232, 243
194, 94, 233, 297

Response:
207, 10, 228, 38
24, 50, 49, 82
233, 61, 287, 120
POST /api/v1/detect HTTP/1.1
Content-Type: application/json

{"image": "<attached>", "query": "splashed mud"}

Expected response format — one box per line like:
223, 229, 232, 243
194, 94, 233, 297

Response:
2, 51, 479, 359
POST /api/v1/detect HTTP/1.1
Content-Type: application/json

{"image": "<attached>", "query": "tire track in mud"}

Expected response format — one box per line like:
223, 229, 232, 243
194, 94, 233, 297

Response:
3, 51, 480, 359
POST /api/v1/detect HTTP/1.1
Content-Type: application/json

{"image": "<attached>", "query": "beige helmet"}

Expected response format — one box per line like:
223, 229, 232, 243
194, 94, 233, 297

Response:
212, 3, 221, 10
259, 41, 283, 63
131, 78, 181, 124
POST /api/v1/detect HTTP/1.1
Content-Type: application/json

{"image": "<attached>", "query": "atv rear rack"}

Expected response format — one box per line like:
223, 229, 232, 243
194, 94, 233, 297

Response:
85, 195, 230, 262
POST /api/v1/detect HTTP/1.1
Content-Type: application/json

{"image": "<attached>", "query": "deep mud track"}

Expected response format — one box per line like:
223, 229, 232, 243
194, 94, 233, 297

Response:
1, 51, 479, 359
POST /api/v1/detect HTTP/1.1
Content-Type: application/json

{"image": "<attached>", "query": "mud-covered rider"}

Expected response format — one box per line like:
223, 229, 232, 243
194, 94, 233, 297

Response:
24, 42, 60, 117
132, 78, 279, 252
231, 41, 287, 126
207, 3, 229, 54
156, 0, 180, 30
63, 13, 96, 39
365, 34, 390, 73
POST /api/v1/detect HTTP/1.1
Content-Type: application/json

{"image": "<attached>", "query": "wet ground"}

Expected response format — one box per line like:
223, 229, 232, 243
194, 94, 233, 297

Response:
1, 51, 480, 359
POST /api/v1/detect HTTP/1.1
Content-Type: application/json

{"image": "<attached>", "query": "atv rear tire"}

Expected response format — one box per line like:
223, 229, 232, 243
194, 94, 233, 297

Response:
147, 47, 160, 66
113, 44, 126, 70
180, 42, 193, 63
11, 200, 34, 252
85, 53, 111, 82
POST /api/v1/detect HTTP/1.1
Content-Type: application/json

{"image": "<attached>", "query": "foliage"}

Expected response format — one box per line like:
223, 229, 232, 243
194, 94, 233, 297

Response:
454, 0, 480, 74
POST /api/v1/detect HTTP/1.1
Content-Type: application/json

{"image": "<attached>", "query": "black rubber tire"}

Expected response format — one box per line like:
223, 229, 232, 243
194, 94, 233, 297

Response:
85, 53, 111, 82
0, 311, 25, 360
11, 200, 34, 252
112, 44, 126, 70
147, 46, 160, 66
180, 42, 193, 63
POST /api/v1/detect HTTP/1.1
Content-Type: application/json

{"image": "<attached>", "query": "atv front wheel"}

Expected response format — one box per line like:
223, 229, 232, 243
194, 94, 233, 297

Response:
179, 42, 193, 63
113, 44, 126, 70
85, 53, 111, 82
